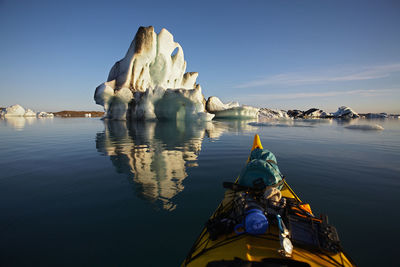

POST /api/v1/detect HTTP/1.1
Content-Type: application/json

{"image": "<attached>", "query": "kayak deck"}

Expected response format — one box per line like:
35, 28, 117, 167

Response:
183, 135, 355, 267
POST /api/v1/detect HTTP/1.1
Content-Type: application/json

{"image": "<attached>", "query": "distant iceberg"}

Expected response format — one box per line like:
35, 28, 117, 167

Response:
94, 26, 213, 121
1, 104, 25, 117
37, 111, 54, 118
287, 108, 329, 119
258, 108, 291, 120
205, 96, 259, 119
332, 106, 359, 119
24, 109, 36, 117
206, 96, 240, 112
364, 113, 388, 119
0, 104, 51, 118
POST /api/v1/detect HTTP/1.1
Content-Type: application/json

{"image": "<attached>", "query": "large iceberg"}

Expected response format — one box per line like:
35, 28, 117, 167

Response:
94, 26, 213, 121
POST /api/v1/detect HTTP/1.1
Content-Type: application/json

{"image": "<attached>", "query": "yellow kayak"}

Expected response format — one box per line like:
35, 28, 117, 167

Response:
183, 135, 356, 267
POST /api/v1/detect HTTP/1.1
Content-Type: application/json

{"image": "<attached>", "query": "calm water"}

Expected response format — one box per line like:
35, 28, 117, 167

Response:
0, 117, 399, 266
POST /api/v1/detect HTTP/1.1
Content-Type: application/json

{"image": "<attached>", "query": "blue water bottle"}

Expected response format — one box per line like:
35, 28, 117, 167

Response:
235, 198, 269, 235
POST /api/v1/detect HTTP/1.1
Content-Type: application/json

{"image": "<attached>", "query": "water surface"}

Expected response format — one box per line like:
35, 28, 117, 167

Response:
0, 117, 399, 266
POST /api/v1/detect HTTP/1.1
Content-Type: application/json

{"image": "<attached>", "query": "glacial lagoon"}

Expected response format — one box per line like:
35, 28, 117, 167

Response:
0, 117, 399, 266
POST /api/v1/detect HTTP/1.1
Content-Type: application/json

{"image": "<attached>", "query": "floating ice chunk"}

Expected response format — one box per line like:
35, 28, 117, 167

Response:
258, 108, 291, 120
205, 96, 258, 119
37, 111, 54, 118
212, 106, 259, 119
287, 108, 330, 118
1, 104, 25, 117
333, 106, 359, 118
364, 113, 388, 119
206, 96, 239, 112
303, 108, 329, 118
24, 109, 36, 117
287, 109, 304, 118
344, 124, 384, 131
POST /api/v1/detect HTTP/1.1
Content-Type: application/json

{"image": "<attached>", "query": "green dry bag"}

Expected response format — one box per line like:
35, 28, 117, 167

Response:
238, 148, 283, 188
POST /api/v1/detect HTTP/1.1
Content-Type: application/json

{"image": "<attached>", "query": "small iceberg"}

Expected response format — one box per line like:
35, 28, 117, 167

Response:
258, 108, 291, 120
205, 96, 259, 119
24, 109, 36, 117
332, 106, 359, 119
37, 111, 54, 118
364, 113, 388, 119
344, 124, 384, 131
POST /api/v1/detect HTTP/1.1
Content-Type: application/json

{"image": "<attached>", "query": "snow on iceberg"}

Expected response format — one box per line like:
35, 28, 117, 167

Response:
333, 106, 359, 119
94, 26, 213, 121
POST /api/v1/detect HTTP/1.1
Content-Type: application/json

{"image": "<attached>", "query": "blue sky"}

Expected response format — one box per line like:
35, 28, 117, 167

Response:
1, 0, 399, 113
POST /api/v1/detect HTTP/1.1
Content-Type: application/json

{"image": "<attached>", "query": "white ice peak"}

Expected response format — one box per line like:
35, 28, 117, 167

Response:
106, 27, 199, 92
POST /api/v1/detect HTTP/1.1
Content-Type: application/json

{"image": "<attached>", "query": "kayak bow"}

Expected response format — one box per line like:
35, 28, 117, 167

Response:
183, 135, 355, 267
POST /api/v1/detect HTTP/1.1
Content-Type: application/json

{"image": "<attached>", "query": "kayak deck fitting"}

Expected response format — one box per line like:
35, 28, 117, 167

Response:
183, 135, 356, 267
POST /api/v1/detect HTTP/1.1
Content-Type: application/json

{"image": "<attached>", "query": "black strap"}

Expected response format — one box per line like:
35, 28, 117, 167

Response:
222, 178, 285, 192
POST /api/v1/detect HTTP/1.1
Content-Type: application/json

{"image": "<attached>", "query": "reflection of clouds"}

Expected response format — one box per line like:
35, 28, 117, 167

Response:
96, 120, 206, 211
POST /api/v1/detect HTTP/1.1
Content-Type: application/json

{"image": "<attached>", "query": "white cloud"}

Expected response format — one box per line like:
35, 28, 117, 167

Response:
235, 63, 400, 88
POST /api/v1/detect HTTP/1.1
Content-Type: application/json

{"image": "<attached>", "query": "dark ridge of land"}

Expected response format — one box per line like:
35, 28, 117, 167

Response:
53, 110, 104, 117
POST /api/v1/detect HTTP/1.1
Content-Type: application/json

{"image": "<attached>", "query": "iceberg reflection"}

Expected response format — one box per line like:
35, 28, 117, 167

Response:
96, 120, 211, 210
